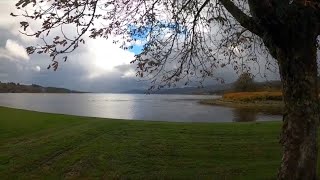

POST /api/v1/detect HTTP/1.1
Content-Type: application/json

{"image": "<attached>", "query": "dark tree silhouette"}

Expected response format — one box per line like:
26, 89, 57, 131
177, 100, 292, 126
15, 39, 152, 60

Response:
13, 0, 320, 179
233, 72, 256, 92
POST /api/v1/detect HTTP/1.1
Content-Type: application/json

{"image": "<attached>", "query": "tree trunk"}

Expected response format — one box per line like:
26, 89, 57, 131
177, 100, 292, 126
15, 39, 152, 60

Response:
277, 40, 319, 179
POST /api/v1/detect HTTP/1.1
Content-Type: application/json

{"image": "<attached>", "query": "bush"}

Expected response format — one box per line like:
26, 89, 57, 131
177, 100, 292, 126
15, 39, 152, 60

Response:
223, 91, 283, 102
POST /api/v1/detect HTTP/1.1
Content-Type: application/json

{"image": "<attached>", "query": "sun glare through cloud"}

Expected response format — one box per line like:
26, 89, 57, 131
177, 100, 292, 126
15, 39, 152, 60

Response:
89, 38, 135, 71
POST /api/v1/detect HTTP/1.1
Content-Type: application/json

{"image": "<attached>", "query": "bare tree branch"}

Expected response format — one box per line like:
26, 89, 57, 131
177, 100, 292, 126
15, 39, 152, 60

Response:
219, 0, 264, 36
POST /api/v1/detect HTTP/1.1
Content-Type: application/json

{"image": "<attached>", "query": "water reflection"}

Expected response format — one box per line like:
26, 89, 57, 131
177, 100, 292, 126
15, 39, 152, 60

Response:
232, 107, 283, 122
232, 109, 258, 122
0, 93, 282, 122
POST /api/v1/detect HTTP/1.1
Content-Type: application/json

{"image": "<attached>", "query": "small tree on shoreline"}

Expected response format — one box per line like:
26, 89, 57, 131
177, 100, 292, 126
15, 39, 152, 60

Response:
233, 72, 256, 92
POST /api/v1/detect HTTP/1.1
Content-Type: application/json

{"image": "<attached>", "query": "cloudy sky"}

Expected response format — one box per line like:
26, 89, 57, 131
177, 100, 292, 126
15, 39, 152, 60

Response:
0, 1, 279, 93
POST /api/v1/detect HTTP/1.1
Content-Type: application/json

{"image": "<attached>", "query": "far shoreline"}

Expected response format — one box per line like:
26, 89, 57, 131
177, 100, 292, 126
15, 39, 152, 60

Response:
199, 98, 284, 114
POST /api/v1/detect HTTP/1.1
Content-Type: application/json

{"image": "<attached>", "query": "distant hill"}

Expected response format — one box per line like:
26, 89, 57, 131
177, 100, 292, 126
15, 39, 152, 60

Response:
122, 83, 233, 95
123, 80, 282, 95
0, 82, 83, 93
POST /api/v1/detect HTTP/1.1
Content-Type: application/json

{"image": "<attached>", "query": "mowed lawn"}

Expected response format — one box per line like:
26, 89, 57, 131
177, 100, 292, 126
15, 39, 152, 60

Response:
0, 106, 309, 179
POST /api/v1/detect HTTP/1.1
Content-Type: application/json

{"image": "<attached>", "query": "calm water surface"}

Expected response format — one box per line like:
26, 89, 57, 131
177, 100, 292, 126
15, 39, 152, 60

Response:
0, 93, 282, 122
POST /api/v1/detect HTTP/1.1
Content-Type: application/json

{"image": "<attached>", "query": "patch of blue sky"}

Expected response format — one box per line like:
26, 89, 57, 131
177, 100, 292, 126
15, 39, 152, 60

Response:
129, 45, 144, 54
127, 22, 187, 55
127, 24, 149, 55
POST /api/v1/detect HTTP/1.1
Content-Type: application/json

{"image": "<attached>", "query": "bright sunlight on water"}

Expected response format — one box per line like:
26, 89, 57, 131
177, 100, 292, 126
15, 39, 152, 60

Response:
0, 93, 281, 122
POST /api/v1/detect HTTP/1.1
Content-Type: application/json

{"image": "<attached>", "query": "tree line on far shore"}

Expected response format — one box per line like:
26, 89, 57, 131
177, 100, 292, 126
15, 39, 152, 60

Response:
0, 82, 82, 93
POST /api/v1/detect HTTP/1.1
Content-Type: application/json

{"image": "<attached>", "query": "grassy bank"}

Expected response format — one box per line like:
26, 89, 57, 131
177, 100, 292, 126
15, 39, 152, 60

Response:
223, 92, 282, 102
0, 106, 312, 179
200, 91, 284, 113
199, 99, 284, 114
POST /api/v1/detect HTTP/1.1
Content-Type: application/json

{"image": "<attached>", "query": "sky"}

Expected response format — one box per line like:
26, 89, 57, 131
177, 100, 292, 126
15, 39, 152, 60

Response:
0, 1, 280, 93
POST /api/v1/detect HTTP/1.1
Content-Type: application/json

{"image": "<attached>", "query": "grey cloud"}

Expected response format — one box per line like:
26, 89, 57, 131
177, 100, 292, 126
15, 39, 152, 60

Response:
114, 64, 136, 72
0, 0, 281, 93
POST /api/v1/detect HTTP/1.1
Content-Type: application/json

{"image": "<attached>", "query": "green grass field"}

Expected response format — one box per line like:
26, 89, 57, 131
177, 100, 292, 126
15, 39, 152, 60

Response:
0, 106, 316, 179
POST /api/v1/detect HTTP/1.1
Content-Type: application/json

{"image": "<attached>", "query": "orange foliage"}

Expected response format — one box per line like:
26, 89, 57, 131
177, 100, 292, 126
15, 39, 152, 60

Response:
223, 91, 283, 101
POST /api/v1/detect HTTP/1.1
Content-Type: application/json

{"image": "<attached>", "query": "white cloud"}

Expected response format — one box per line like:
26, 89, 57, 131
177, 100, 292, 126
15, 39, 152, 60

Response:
85, 38, 136, 78
0, 0, 279, 92
126, 39, 146, 47
0, 2, 15, 28
0, 1, 36, 43
34, 66, 41, 72
0, 39, 29, 61
0, 1, 146, 92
